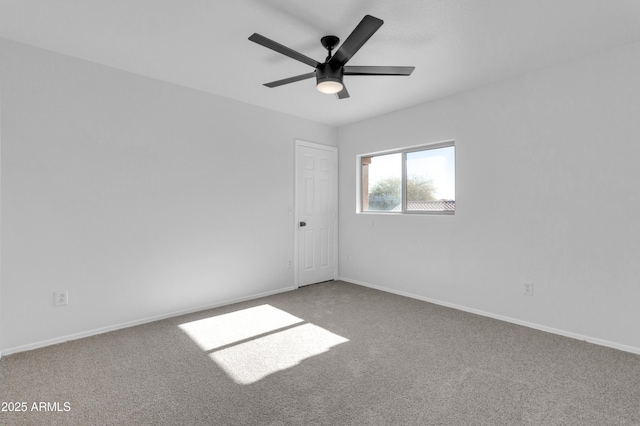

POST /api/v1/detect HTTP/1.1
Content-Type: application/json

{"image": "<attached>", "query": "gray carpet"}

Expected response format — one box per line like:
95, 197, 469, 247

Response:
1, 281, 639, 425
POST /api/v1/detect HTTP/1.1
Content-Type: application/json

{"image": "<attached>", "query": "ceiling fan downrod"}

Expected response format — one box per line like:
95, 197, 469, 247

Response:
320, 35, 340, 62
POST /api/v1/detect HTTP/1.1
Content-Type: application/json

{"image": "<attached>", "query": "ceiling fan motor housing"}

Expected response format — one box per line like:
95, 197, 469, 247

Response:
316, 62, 344, 86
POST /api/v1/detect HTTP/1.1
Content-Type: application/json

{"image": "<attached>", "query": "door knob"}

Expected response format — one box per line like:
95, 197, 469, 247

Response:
299, 221, 307, 227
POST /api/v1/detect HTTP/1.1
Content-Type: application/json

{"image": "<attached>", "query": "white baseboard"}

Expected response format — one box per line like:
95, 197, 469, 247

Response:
1, 286, 296, 357
338, 276, 640, 356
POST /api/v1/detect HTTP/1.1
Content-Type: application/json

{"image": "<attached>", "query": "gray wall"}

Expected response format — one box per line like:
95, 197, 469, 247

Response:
0, 39, 337, 352
338, 41, 640, 352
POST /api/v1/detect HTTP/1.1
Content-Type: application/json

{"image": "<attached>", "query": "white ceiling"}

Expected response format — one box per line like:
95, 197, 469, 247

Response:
2, 0, 640, 126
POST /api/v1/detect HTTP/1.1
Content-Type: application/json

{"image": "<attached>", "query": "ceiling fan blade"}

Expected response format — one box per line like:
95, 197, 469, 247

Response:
264, 72, 317, 88
329, 15, 383, 67
344, 66, 415, 76
249, 33, 320, 68
336, 85, 350, 99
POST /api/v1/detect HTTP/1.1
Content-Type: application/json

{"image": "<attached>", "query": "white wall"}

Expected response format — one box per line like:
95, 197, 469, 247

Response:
0, 61, 3, 355
0, 39, 337, 353
338, 41, 640, 352
3, 36, 639, 356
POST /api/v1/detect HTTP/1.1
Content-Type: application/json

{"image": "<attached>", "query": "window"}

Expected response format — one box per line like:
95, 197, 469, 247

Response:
360, 142, 455, 214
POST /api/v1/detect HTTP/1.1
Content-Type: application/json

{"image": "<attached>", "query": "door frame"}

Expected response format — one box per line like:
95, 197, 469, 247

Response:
293, 140, 338, 288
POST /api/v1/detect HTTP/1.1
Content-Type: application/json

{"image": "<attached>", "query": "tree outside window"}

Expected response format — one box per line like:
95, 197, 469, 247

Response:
361, 143, 455, 213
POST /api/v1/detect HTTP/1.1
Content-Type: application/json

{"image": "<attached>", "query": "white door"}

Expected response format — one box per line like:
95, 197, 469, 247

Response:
295, 141, 337, 287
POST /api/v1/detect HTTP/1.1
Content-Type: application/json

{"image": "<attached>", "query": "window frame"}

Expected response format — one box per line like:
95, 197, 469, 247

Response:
357, 140, 455, 215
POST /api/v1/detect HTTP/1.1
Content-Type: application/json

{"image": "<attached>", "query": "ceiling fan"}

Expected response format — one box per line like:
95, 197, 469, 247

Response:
249, 15, 415, 99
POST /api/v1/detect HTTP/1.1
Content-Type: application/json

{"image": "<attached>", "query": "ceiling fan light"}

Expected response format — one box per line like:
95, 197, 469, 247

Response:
317, 78, 343, 94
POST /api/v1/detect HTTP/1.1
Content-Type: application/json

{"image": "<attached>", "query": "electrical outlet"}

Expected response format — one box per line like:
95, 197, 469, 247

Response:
346, 255, 350, 262
54, 290, 68, 306
287, 259, 292, 268
523, 282, 534, 296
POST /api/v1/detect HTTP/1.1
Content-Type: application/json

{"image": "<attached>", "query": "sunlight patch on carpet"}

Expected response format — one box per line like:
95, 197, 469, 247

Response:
210, 323, 349, 384
179, 304, 349, 384
178, 304, 303, 351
